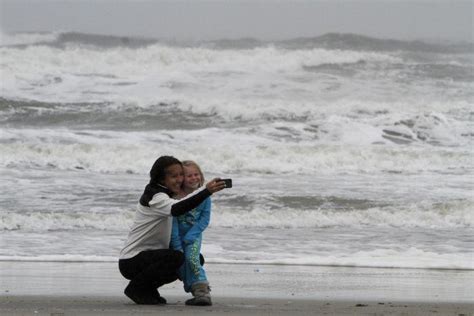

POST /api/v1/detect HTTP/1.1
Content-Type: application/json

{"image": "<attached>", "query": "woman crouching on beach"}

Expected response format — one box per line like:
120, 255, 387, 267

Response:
118, 156, 225, 305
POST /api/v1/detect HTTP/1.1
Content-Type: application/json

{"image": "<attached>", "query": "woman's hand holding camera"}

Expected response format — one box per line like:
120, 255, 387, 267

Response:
206, 178, 227, 193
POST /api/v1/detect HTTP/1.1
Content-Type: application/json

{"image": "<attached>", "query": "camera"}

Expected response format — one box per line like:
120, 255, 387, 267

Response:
221, 179, 232, 188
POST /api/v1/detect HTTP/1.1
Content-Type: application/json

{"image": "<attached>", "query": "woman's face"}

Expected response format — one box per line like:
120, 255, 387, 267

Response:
183, 165, 202, 191
163, 164, 184, 194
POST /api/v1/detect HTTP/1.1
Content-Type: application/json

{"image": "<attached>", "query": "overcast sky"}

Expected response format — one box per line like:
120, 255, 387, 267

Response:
0, 0, 473, 42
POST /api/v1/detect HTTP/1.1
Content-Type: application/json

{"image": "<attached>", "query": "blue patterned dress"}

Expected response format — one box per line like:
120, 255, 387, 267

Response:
170, 197, 211, 292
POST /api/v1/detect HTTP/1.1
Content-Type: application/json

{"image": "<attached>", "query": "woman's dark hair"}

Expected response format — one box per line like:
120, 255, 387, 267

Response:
149, 156, 182, 185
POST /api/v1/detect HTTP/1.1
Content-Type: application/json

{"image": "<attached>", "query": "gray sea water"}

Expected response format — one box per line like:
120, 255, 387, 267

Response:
0, 32, 473, 269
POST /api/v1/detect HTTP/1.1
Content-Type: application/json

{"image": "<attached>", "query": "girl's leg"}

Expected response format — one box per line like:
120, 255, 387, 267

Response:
177, 251, 206, 292
182, 236, 208, 292
182, 236, 212, 306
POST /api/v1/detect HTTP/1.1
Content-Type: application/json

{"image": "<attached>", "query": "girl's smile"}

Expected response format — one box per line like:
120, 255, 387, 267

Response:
183, 166, 202, 192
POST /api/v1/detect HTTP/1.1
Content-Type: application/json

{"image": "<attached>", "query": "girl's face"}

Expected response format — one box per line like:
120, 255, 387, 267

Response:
163, 164, 184, 194
183, 165, 202, 191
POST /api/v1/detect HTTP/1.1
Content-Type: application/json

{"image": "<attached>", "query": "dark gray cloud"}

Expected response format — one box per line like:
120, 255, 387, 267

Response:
1, 0, 472, 42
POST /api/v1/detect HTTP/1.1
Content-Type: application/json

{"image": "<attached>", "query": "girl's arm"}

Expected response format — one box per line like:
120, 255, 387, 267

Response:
182, 197, 211, 244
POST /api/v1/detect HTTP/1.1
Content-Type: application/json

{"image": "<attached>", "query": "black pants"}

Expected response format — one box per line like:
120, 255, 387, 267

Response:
119, 249, 184, 290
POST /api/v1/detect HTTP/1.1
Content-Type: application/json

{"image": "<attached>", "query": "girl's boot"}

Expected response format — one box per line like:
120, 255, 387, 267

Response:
185, 282, 212, 306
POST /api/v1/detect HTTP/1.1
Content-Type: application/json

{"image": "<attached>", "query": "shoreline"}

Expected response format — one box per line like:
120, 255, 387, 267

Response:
0, 261, 472, 315
0, 258, 471, 272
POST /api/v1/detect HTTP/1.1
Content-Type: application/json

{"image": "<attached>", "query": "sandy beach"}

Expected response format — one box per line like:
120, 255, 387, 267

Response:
0, 261, 472, 315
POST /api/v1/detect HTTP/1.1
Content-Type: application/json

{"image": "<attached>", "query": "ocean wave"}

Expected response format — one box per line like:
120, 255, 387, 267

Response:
0, 126, 472, 175
1, 35, 472, 124
0, 249, 474, 272
1, 199, 471, 232
303, 60, 474, 82
1, 41, 410, 106
1, 95, 473, 149
0, 248, 471, 270
205, 248, 474, 270
2, 31, 471, 53
0, 98, 214, 130
407, 62, 474, 82
0, 255, 117, 262
0, 207, 134, 232
55, 32, 158, 48
278, 33, 473, 53
212, 200, 474, 229
0, 31, 59, 47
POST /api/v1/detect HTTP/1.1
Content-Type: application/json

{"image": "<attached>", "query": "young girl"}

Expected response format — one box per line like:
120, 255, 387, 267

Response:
170, 160, 213, 306
119, 156, 225, 305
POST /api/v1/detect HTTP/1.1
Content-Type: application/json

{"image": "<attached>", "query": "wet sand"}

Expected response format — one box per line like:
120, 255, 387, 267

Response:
0, 261, 472, 315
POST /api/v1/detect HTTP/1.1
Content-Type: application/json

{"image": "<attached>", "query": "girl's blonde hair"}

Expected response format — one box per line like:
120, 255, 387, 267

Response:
182, 160, 205, 187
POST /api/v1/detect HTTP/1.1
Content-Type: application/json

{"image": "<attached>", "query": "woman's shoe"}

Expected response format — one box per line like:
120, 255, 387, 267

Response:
124, 282, 166, 305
